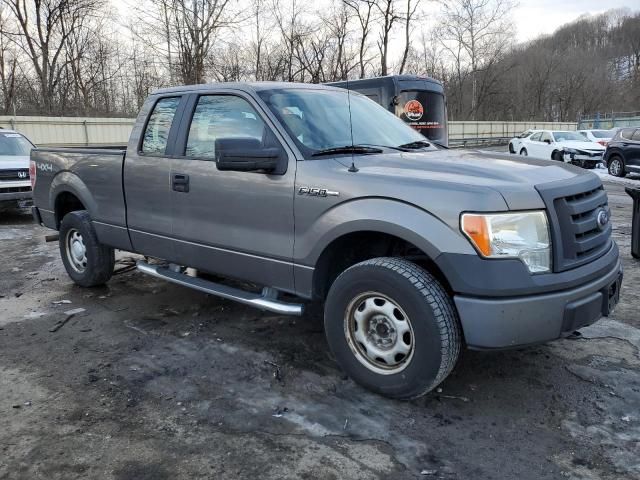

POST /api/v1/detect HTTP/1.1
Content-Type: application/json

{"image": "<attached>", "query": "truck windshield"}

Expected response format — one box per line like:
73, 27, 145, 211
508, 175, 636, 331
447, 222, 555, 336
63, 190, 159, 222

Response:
0, 132, 33, 157
396, 90, 446, 143
257, 88, 428, 158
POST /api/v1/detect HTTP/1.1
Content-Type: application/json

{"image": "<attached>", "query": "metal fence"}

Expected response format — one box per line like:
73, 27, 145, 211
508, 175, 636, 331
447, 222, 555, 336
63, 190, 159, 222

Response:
0, 115, 578, 147
0, 115, 134, 147
448, 121, 577, 146
578, 112, 640, 130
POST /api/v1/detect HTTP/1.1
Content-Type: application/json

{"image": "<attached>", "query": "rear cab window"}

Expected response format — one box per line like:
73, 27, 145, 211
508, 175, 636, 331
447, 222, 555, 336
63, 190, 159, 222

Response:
396, 90, 446, 142
141, 97, 181, 155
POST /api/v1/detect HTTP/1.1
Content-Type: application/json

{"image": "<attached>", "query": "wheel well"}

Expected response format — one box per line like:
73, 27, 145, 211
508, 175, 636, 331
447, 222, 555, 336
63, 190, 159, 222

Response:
312, 231, 452, 300
55, 192, 85, 227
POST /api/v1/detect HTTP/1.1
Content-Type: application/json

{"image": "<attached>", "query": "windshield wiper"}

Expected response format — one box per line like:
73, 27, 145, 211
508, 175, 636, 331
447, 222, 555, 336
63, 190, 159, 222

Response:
311, 145, 383, 157
358, 143, 410, 152
398, 140, 432, 149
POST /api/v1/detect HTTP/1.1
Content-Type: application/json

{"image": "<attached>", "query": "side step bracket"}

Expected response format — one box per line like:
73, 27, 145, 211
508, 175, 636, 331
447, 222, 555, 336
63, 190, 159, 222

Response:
136, 261, 303, 316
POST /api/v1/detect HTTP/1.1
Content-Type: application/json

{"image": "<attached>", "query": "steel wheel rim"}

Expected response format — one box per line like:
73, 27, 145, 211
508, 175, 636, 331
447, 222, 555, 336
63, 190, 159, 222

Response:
610, 159, 621, 176
65, 228, 87, 273
344, 292, 415, 375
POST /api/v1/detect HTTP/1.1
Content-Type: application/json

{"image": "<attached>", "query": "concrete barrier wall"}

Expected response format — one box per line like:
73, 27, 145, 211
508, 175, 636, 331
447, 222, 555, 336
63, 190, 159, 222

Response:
0, 115, 577, 146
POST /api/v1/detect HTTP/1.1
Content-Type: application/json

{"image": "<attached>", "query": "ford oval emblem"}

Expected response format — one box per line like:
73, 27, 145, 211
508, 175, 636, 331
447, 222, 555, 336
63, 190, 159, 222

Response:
596, 209, 609, 230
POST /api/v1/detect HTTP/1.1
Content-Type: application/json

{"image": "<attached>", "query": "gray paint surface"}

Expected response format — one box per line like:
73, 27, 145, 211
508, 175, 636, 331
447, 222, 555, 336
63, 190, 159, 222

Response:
30, 81, 620, 348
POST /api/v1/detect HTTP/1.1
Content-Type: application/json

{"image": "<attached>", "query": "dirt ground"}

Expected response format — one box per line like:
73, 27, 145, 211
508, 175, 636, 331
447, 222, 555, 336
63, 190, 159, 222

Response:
1, 176, 639, 480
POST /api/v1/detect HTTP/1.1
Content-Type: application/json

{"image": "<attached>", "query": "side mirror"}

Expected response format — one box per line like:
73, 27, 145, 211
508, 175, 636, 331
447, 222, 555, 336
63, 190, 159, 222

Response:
544, 139, 552, 144
215, 138, 280, 173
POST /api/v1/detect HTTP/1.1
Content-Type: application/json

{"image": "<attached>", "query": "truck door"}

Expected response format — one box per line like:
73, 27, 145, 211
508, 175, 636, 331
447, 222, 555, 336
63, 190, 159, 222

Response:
124, 95, 186, 259
169, 92, 296, 293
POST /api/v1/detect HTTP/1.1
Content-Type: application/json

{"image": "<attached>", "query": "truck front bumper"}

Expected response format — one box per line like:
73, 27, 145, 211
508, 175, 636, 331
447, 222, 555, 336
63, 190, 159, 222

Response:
454, 258, 623, 349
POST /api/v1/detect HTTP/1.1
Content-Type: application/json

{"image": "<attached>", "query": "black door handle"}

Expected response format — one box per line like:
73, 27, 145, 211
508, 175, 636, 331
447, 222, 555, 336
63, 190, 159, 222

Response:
172, 173, 189, 193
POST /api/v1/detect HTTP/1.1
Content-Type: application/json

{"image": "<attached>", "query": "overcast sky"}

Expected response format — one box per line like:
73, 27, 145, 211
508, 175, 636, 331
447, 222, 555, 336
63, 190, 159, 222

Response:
512, 0, 634, 42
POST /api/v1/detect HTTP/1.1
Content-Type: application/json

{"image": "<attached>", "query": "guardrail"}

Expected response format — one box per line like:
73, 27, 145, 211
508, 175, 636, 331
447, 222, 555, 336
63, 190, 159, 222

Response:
449, 136, 511, 148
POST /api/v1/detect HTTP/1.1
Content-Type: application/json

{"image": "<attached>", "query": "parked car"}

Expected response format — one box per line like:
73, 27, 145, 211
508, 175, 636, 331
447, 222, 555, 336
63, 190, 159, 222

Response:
31, 82, 622, 399
508, 129, 536, 154
519, 130, 605, 168
604, 127, 640, 177
0, 129, 35, 209
578, 129, 616, 147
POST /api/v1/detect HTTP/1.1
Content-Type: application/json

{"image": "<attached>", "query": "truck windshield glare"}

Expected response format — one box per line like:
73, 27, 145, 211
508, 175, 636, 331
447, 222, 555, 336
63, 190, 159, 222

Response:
257, 88, 430, 158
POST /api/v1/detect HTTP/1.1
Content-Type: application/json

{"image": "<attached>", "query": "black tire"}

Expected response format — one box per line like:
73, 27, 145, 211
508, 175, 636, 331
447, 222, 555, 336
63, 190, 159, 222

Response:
508, 142, 515, 154
59, 210, 114, 287
608, 156, 625, 177
520, 148, 528, 156
324, 257, 461, 399
551, 150, 563, 162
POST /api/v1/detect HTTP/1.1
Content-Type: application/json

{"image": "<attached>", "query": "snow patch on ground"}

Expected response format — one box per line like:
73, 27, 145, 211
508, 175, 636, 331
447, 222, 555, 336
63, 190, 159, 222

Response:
594, 168, 640, 186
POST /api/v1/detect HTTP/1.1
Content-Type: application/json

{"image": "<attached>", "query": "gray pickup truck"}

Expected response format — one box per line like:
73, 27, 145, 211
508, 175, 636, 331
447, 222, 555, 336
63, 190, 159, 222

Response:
31, 82, 622, 399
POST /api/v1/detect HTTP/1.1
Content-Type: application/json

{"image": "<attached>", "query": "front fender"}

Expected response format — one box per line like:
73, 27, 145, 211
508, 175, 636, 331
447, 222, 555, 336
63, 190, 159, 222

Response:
294, 197, 476, 266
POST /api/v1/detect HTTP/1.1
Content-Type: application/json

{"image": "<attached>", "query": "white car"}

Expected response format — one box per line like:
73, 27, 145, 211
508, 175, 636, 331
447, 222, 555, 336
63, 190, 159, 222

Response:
508, 129, 536, 154
0, 129, 35, 208
518, 130, 605, 168
577, 129, 616, 147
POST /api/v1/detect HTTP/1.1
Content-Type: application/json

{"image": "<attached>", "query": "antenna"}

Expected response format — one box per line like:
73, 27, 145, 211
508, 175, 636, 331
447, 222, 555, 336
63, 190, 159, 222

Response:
346, 79, 359, 173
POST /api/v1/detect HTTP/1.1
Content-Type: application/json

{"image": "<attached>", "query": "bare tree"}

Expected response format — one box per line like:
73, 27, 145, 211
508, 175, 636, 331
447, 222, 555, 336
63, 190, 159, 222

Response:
0, 10, 18, 113
375, 0, 400, 76
0, 0, 101, 112
343, 0, 375, 78
398, 0, 420, 74
437, 0, 514, 119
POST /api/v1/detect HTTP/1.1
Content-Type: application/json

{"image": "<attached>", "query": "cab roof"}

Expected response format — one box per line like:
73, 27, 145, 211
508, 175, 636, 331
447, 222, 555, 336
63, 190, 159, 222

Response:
153, 81, 343, 96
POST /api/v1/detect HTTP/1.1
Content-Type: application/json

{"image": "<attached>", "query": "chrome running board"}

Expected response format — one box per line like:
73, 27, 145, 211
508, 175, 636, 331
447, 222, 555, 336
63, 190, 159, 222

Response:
136, 261, 303, 316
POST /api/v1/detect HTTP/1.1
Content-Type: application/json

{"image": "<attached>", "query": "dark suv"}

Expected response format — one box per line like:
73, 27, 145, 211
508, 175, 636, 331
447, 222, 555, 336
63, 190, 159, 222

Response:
605, 128, 640, 177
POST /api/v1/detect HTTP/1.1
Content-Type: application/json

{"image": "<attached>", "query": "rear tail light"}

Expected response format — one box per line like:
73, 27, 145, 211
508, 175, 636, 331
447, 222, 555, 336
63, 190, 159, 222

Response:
29, 160, 36, 189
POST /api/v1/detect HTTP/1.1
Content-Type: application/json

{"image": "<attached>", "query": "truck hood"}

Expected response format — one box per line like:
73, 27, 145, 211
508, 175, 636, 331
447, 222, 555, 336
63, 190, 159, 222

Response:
0, 155, 30, 169
333, 148, 598, 212
558, 141, 605, 151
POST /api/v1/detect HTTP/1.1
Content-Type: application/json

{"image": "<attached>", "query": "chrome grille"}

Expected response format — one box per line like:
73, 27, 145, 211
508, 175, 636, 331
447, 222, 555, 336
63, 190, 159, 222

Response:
0, 169, 29, 181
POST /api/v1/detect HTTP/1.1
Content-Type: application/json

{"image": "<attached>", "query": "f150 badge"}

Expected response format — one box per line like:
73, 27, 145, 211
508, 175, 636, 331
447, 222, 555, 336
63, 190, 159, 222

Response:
298, 186, 339, 197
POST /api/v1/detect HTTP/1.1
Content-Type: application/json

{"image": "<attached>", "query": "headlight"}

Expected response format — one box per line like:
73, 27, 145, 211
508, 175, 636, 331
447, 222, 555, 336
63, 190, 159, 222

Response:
563, 148, 577, 154
461, 211, 551, 273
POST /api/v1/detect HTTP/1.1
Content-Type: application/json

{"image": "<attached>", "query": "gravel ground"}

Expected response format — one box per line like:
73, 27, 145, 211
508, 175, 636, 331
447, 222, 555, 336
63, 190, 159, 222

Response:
1, 165, 639, 479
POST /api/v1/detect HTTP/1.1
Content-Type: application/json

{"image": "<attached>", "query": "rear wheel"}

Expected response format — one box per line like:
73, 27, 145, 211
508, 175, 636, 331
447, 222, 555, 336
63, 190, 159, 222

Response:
508, 142, 515, 154
324, 257, 461, 399
608, 156, 625, 177
59, 210, 114, 287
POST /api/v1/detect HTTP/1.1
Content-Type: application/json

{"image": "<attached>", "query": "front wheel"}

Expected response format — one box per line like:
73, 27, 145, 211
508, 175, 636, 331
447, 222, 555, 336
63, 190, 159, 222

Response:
324, 258, 461, 399
520, 148, 528, 156
59, 210, 115, 287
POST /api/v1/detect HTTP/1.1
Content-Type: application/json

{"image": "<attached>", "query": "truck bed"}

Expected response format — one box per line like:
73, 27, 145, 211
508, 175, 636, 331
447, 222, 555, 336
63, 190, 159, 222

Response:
31, 146, 130, 250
